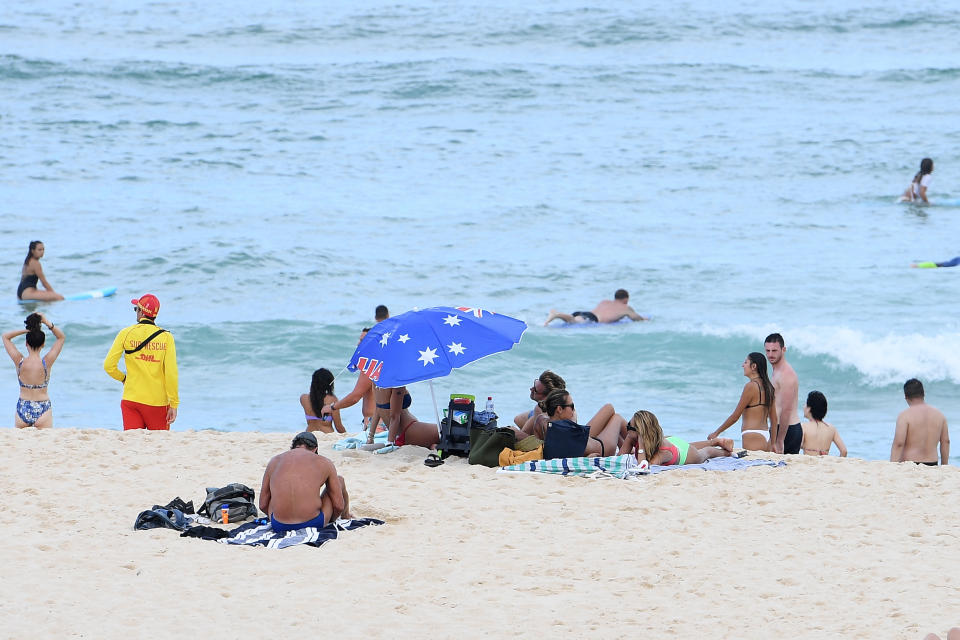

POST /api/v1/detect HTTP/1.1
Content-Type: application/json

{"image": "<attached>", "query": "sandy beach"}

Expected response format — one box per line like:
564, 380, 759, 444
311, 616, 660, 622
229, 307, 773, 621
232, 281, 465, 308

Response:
1, 427, 958, 639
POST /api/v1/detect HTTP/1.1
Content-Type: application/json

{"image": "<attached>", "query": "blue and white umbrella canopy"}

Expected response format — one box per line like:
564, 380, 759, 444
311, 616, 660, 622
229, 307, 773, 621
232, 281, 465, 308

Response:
348, 306, 527, 388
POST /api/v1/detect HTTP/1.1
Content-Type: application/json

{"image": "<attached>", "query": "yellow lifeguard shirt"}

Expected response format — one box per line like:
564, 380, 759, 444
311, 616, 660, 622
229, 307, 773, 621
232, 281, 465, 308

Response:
103, 319, 179, 408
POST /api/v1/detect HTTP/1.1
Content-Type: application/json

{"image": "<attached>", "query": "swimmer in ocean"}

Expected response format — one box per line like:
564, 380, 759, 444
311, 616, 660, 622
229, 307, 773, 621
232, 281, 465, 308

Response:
911, 257, 960, 268
543, 288, 648, 326
17, 241, 64, 301
900, 157, 934, 204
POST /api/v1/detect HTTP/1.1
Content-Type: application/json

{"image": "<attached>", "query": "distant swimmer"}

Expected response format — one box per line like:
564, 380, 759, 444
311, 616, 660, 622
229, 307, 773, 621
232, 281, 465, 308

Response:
543, 289, 648, 326
912, 256, 960, 268
900, 157, 934, 204
16, 241, 64, 301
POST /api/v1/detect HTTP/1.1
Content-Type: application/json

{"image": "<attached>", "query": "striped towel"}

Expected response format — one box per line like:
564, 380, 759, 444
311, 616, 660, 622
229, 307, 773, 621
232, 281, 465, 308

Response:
221, 517, 384, 549
498, 454, 645, 478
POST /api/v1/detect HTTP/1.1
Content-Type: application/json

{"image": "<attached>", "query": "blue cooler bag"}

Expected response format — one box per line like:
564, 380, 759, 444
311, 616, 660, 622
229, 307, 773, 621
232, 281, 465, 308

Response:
543, 419, 590, 460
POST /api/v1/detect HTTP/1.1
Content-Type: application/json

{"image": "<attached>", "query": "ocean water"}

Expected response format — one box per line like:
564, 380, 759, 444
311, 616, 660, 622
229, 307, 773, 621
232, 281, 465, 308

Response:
2, 0, 959, 461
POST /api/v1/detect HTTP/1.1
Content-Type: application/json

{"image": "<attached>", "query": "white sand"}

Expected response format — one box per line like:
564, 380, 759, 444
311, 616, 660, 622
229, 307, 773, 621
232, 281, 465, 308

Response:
1, 428, 958, 639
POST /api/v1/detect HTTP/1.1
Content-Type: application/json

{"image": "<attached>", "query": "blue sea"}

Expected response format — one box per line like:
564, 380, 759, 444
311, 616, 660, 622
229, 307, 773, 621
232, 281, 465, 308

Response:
2, 0, 959, 461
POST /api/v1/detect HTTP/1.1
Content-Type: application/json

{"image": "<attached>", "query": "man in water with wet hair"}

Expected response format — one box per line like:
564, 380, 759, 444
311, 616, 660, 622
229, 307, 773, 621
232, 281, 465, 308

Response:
544, 289, 648, 326
891, 378, 950, 466
765, 333, 801, 455
259, 431, 352, 533
375, 305, 389, 323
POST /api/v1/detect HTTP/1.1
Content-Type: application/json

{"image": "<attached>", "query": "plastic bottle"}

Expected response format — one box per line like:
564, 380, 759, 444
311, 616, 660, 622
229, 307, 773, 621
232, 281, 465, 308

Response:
221, 504, 230, 524
485, 396, 494, 413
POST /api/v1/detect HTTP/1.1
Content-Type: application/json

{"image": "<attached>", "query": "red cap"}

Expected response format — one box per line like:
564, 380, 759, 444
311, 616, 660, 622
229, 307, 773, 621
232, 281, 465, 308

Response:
131, 294, 160, 318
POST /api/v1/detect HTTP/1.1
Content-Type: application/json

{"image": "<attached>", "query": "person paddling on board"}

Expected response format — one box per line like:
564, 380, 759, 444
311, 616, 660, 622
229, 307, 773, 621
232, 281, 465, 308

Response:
544, 289, 648, 326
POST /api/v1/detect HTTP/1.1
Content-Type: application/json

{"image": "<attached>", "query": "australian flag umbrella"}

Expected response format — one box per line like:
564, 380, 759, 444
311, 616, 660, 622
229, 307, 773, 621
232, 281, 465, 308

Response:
348, 306, 527, 388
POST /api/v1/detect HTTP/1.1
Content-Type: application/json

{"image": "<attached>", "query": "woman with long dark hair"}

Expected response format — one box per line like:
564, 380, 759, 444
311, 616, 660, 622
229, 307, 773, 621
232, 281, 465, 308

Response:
900, 157, 934, 204
2, 312, 65, 428
709, 352, 777, 451
300, 368, 346, 434
17, 241, 64, 301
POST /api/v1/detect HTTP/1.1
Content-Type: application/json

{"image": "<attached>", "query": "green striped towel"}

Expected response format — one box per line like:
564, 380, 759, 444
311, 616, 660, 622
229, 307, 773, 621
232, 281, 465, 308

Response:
498, 454, 645, 478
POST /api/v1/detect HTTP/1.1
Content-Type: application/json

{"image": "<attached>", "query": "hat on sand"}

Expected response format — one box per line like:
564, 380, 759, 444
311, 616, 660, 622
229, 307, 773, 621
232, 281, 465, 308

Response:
291, 431, 319, 451
131, 294, 160, 318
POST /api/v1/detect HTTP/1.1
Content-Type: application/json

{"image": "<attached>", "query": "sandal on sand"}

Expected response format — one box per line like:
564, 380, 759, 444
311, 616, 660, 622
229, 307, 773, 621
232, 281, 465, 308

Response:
423, 453, 445, 467
374, 444, 400, 455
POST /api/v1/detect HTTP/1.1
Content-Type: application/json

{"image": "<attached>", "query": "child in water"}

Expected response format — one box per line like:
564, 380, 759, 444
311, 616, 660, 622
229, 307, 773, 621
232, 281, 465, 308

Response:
900, 157, 934, 204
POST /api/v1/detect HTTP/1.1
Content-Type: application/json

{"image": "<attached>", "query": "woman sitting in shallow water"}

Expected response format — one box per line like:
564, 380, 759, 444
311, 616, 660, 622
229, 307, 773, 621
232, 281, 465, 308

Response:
2, 313, 65, 428
17, 240, 64, 301
622, 410, 734, 466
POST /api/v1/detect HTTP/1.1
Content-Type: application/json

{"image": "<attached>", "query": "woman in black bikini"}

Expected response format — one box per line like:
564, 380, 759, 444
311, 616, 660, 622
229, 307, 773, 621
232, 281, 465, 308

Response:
17, 241, 64, 301
709, 352, 777, 451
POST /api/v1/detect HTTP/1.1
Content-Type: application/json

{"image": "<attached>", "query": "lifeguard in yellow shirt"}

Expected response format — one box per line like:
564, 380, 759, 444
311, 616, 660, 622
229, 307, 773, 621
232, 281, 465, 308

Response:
104, 293, 179, 430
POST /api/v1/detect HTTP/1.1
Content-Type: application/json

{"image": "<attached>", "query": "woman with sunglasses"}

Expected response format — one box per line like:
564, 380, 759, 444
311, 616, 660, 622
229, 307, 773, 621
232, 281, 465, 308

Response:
514, 370, 566, 436
541, 389, 624, 457
622, 410, 734, 466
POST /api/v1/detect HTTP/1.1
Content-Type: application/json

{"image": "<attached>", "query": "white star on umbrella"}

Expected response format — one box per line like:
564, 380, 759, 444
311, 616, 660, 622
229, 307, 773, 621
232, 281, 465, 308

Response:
380, 331, 391, 347
417, 346, 439, 366
442, 314, 462, 327
397, 334, 410, 343
447, 342, 466, 355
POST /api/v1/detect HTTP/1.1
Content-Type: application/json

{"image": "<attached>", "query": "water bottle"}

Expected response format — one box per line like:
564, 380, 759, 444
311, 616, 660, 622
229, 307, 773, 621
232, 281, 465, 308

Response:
485, 396, 494, 413
221, 503, 230, 524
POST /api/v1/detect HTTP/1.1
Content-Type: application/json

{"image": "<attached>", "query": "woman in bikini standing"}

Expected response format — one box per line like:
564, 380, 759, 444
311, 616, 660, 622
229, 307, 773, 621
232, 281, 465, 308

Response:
709, 352, 777, 451
2, 313, 65, 428
17, 241, 64, 301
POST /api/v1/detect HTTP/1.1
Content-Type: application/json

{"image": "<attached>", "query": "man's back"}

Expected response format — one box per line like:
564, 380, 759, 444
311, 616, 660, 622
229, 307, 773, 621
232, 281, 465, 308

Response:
265, 449, 332, 522
894, 403, 948, 463
591, 299, 644, 323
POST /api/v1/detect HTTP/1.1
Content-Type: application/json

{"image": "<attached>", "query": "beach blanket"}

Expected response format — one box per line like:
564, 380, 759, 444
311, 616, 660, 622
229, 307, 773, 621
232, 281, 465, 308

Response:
498, 454, 645, 478
332, 429, 389, 450
497, 454, 785, 478
219, 517, 384, 549
646, 457, 785, 474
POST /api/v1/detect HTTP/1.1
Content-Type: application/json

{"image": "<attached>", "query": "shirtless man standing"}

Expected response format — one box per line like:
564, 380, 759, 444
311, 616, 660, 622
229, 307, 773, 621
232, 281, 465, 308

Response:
764, 333, 802, 455
259, 432, 352, 532
544, 289, 648, 326
890, 378, 950, 466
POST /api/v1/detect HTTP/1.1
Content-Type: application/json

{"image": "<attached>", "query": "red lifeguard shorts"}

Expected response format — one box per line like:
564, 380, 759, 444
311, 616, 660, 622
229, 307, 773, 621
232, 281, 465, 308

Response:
121, 400, 170, 430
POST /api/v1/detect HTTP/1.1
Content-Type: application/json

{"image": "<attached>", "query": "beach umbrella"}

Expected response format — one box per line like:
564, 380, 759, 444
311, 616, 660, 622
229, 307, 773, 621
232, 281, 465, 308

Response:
347, 306, 527, 425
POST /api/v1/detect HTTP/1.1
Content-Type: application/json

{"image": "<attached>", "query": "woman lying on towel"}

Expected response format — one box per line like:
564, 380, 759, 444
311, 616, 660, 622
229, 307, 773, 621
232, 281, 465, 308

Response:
622, 410, 735, 466
542, 389, 625, 457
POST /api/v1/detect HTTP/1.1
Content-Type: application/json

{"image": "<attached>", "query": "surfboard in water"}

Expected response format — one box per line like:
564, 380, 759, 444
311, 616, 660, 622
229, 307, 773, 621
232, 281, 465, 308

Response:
18, 286, 118, 304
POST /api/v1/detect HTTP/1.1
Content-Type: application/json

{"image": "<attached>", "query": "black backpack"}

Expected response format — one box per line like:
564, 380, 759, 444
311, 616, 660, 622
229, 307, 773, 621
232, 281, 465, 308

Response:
197, 483, 259, 524
543, 419, 590, 460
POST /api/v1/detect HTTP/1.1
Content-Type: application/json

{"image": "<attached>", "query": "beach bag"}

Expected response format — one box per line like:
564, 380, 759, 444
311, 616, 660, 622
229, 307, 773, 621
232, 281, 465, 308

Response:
438, 396, 474, 459
543, 419, 589, 460
468, 426, 517, 467
198, 483, 259, 524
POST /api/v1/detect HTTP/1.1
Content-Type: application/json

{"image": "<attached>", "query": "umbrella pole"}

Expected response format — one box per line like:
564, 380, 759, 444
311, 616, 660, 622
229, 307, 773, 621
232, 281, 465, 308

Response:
428, 379, 442, 436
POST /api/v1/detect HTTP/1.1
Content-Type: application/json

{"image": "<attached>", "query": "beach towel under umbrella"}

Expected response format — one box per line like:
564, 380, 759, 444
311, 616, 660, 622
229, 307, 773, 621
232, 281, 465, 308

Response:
348, 306, 527, 388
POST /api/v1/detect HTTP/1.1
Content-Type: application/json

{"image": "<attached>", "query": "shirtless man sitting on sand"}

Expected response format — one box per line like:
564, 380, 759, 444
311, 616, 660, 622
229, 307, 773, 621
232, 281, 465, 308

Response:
890, 378, 950, 466
544, 289, 648, 326
259, 431, 352, 532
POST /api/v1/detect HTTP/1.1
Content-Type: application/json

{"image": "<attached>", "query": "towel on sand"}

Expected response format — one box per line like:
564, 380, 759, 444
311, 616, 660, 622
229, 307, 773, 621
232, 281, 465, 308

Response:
646, 457, 786, 474
498, 454, 644, 478
220, 517, 384, 549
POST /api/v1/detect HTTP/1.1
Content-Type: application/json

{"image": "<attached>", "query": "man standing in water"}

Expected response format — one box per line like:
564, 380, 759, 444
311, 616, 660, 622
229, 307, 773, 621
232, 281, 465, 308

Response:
103, 294, 179, 430
764, 333, 801, 454
544, 289, 648, 325
891, 378, 949, 465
